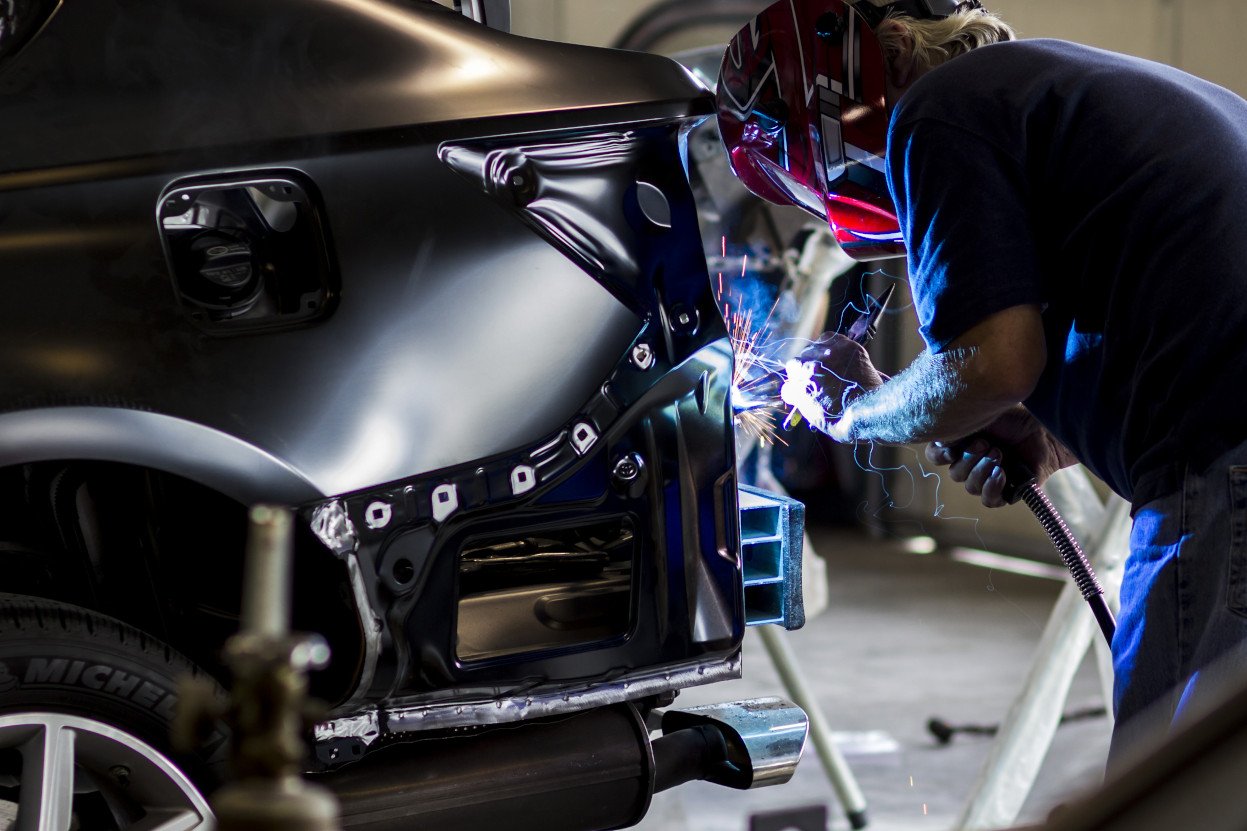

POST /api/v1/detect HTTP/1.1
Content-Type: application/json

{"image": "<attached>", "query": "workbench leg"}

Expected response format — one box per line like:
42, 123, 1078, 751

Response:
758, 625, 870, 829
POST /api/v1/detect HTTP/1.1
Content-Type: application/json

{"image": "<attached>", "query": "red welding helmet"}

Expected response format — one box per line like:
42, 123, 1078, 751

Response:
717, 0, 976, 260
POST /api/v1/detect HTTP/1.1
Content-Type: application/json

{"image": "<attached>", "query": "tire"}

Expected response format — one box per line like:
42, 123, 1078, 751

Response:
0, 593, 226, 828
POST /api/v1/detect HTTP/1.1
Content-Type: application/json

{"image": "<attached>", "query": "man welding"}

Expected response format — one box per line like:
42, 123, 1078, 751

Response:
717, 0, 1247, 768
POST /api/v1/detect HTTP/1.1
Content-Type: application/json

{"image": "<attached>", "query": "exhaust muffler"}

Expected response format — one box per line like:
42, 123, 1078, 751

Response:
321, 697, 807, 831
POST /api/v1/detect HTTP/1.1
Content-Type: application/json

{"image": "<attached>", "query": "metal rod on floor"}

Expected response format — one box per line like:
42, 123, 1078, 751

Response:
757, 625, 869, 829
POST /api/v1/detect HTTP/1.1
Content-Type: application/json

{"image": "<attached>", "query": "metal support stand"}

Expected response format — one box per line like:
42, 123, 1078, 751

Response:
731, 225, 866, 826
750, 447, 868, 828
758, 626, 870, 829
954, 468, 1129, 830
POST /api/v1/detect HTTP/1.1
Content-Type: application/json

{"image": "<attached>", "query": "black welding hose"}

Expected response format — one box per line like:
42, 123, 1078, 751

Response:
1013, 480, 1116, 646
970, 445, 1119, 647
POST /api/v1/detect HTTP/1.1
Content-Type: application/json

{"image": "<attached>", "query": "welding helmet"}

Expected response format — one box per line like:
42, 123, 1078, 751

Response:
717, 0, 978, 260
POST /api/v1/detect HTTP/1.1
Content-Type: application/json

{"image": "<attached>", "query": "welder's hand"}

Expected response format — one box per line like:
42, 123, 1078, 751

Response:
924, 406, 1079, 508
779, 334, 887, 433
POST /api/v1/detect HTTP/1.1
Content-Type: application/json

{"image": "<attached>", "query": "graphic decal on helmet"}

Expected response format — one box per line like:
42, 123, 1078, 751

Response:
717, 0, 907, 260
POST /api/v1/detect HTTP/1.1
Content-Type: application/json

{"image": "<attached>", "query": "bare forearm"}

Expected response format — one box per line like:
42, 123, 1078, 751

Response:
828, 346, 1021, 444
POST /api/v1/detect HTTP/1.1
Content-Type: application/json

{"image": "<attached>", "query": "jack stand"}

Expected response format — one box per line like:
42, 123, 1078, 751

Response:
177, 505, 341, 831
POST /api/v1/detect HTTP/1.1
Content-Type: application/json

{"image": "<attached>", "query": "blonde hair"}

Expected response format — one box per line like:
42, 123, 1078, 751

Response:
870, 5, 1017, 74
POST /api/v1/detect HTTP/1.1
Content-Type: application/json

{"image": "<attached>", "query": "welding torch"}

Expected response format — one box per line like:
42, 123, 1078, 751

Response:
732, 284, 899, 418
843, 298, 1116, 645
843, 283, 896, 345
772, 282, 1116, 646
777, 284, 897, 429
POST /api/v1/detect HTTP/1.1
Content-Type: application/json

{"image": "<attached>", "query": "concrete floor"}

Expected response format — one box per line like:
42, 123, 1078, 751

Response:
637, 526, 1113, 831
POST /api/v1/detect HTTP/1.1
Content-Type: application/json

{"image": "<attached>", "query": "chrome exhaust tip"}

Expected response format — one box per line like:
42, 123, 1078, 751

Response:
657, 697, 809, 790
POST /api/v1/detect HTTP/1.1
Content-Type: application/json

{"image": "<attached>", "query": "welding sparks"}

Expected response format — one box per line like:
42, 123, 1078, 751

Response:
736, 406, 786, 446
717, 259, 788, 446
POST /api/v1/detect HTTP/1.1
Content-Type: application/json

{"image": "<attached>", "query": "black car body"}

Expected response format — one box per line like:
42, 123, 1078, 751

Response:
0, 2, 806, 827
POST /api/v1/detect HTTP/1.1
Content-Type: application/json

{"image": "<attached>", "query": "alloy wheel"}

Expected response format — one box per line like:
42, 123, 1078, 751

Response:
0, 712, 212, 831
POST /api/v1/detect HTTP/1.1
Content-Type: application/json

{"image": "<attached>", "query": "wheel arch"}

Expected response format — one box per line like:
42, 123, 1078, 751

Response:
0, 406, 324, 507
0, 410, 364, 707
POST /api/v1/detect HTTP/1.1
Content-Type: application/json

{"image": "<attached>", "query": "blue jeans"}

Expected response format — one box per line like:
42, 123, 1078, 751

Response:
1109, 439, 1247, 771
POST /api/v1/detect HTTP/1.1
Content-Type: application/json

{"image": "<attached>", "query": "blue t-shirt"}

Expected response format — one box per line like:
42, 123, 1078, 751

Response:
888, 39, 1247, 506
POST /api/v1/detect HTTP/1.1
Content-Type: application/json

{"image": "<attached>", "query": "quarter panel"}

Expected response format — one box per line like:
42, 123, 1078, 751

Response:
0, 144, 643, 496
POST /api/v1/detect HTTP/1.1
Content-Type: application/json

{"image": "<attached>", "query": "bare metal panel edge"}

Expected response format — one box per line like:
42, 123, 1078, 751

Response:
317, 651, 743, 741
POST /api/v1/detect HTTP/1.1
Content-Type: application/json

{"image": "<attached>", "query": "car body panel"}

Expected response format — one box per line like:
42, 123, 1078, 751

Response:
0, 0, 745, 740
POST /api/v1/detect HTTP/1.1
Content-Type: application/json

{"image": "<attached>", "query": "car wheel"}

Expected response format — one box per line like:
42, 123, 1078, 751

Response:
0, 594, 223, 829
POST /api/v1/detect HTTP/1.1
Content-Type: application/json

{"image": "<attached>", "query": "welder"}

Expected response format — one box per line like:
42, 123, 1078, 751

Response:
718, 0, 1247, 769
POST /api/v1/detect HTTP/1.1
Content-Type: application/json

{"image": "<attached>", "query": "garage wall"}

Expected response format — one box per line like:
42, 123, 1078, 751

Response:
510, 0, 1247, 95
990, 0, 1247, 96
